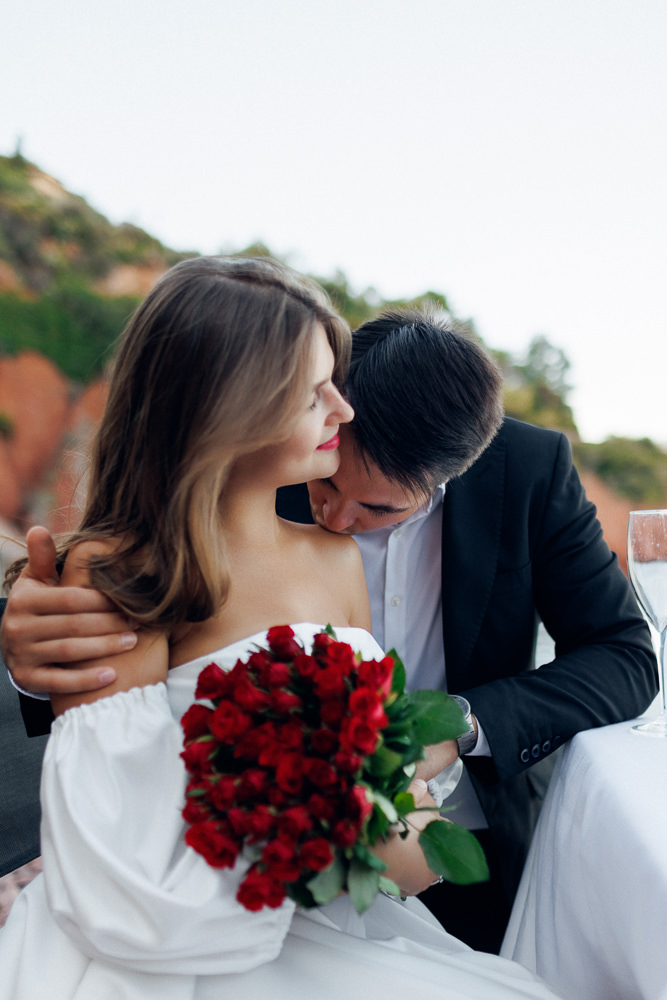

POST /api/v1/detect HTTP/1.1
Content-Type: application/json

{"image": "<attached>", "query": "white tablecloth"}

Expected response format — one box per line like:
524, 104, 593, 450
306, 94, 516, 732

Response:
502, 715, 667, 1000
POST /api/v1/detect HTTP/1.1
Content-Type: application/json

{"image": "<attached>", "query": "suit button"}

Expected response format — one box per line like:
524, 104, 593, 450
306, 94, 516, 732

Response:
542, 740, 551, 754
520, 748, 531, 764
531, 744, 541, 759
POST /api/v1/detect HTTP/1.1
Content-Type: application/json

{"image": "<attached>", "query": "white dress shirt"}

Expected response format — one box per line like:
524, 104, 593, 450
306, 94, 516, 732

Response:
353, 486, 488, 830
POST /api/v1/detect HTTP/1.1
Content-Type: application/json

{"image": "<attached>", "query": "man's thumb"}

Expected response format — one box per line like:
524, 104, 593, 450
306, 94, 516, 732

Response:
25, 526, 59, 585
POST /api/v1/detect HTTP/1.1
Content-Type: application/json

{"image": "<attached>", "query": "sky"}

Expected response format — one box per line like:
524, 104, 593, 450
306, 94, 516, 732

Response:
1, 0, 666, 444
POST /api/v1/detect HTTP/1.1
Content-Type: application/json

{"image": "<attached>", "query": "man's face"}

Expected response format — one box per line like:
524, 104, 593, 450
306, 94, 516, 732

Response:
307, 425, 429, 534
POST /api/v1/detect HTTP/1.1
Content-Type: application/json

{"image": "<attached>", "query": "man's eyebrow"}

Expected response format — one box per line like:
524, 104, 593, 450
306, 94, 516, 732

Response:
324, 477, 411, 515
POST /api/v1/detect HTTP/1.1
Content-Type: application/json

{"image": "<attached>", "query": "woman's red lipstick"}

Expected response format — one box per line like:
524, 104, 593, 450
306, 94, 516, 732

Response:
317, 433, 339, 451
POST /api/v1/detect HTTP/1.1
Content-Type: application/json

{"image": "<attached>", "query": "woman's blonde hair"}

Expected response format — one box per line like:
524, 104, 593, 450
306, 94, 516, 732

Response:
7, 256, 350, 625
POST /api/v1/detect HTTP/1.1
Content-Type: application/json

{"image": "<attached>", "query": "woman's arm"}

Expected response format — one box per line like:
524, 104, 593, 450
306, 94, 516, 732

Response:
50, 540, 168, 717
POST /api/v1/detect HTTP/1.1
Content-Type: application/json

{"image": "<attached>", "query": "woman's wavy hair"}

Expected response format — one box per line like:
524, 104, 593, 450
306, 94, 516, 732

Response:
6, 256, 350, 625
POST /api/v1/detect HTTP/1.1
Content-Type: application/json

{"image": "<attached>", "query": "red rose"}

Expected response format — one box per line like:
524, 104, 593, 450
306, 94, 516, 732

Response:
340, 715, 380, 755
320, 700, 346, 727
227, 807, 250, 837
182, 796, 212, 825
307, 793, 337, 823
357, 656, 394, 698
232, 675, 270, 712
310, 728, 338, 756
348, 688, 388, 727
304, 757, 339, 790
184, 821, 240, 868
238, 768, 269, 800
333, 749, 363, 774
237, 866, 285, 911
293, 653, 318, 678
181, 740, 215, 774
262, 838, 301, 882
332, 819, 359, 848
208, 774, 239, 811
276, 720, 305, 753
181, 703, 214, 741
264, 660, 292, 688
209, 701, 252, 742
266, 625, 302, 659
276, 753, 304, 795
245, 804, 276, 842
346, 785, 373, 824
270, 689, 302, 714
314, 666, 347, 699
299, 837, 334, 872
325, 642, 357, 675
195, 662, 232, 701
312, 631, 334, 656
279, 805, 314, 839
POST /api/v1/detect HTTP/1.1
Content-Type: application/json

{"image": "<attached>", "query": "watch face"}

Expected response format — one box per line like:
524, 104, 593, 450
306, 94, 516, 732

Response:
451, 694, 471, 720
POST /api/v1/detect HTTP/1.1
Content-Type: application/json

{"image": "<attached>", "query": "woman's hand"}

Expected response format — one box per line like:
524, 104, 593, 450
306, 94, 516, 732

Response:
371, 778, 444, 896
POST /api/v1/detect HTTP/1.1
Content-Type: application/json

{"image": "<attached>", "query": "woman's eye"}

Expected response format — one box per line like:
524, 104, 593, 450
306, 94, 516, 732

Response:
309, 393, 320, 411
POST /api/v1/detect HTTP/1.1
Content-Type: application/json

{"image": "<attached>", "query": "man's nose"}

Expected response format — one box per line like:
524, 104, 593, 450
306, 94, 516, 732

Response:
321, 498, 356, 532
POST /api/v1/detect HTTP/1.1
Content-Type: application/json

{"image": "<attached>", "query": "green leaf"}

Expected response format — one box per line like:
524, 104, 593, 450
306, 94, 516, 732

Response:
378, 875, 402, 896
366, 744, 404, 777
370, 790, 398, 824
418, 821, 490, 885
387, 649, 406, 694
307, 856, 345, 904
348, 859, 380, 913
393, 791, 416, 816
352, 842, 387, 871
407, 690, 468, 744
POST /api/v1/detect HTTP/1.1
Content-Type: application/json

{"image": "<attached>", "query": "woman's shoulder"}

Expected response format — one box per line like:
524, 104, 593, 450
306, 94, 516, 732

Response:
283, 520, 360, 563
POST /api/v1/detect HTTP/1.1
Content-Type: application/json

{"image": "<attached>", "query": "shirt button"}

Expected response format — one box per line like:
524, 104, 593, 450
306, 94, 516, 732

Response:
394, 528, 403, 538
520, 748, 531, 764
390, 596, 401, 607
542, 740, 551, 754
531, 744, 541, 759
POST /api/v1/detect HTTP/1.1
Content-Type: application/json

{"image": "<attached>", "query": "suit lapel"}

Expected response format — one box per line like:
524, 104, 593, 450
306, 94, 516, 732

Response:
441, 426, 506, 690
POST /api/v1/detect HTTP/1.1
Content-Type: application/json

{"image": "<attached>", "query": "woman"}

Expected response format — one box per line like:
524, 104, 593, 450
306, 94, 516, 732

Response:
0, 256, 562, 999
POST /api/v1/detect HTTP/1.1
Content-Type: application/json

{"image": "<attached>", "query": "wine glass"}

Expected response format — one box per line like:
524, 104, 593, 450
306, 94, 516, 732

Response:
627, 510, 667, 737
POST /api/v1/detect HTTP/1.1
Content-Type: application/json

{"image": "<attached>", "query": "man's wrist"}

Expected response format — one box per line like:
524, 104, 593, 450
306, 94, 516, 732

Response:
450, 695, 478, 756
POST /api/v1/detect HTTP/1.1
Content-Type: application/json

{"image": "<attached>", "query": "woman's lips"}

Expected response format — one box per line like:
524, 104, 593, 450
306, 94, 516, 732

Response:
317, 433, 339, 451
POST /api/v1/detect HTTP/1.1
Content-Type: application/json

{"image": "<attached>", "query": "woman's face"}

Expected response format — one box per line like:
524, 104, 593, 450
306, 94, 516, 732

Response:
242, 323, 354, 489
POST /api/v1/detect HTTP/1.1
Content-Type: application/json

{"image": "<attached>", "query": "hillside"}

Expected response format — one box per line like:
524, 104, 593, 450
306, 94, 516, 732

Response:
0, 152, 665, 577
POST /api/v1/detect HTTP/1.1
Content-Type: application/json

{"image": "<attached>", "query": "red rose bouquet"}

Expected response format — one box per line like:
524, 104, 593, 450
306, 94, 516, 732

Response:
181, 625, 488, 914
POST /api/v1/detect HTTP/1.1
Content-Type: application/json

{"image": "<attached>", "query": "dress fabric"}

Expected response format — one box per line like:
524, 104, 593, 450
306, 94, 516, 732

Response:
0, 624, 563, 1000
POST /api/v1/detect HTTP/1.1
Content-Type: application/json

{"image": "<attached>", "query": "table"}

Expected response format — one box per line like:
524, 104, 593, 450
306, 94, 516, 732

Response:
501, 713, 667, 1000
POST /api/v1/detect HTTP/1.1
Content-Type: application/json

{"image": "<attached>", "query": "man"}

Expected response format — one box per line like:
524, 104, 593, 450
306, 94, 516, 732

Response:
2, 309, 658, 953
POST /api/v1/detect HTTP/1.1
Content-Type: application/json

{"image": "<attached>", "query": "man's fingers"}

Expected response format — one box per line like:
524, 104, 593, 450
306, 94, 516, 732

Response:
4, 611, 133, 645
24, 526, 59, 584
10, 631, 138, 672
13, 664, 118, 696
8, 585, 120, 618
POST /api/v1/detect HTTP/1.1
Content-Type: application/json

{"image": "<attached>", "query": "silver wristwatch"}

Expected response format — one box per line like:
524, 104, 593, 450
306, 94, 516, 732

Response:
450, 695, 477, 756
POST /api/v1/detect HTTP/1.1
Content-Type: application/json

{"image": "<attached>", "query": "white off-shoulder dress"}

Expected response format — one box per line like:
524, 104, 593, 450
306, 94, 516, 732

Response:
0, 625, 563, 999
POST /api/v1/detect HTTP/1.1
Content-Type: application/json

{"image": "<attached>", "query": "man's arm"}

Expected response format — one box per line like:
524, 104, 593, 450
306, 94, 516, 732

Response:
458, 426, 658, 782
2, 526, 137, 733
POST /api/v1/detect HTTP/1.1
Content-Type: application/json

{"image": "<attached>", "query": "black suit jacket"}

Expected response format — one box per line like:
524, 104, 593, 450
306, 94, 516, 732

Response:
277, 418, 658, 894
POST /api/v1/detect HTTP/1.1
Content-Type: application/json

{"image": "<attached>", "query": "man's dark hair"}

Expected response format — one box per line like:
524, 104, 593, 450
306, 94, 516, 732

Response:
345, 307, 504, 494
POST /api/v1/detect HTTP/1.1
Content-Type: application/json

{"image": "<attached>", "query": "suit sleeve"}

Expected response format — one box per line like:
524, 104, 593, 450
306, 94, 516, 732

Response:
461, 432, 658, 782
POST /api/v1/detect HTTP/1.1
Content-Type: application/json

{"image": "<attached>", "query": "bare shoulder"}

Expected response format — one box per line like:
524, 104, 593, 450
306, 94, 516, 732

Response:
282, 521, 371, 630
284, 520, 360, 566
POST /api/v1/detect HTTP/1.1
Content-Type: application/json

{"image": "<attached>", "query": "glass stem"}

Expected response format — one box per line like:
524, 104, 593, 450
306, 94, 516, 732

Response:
660, 626, 667, 717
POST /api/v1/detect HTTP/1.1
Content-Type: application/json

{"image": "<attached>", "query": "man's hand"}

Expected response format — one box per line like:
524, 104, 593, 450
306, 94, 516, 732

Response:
1, 526, 137, 695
